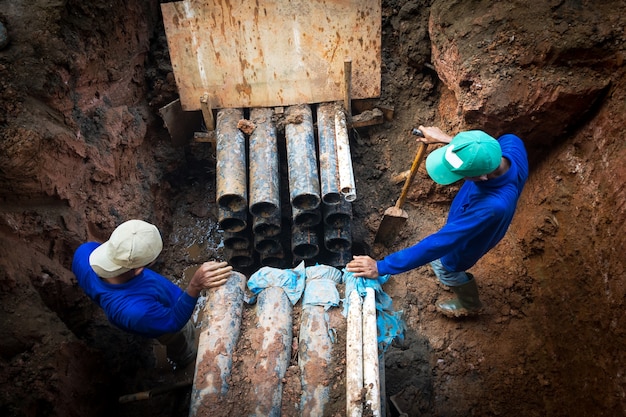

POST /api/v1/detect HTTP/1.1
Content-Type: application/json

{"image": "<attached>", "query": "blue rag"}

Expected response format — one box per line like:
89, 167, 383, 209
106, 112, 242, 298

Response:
342, 270, 405, 352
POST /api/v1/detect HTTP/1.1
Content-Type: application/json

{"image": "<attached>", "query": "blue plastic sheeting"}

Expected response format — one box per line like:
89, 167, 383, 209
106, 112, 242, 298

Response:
342, 270, 406, 352
247, 261, 306, 305
302, 264, 342, 310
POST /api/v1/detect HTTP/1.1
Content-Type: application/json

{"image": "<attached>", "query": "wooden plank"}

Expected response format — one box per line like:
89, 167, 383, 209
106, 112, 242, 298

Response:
161, 0, 381, 111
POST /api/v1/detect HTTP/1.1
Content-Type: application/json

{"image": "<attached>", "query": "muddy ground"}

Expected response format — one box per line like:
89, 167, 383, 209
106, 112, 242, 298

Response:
1, 0, 626, 416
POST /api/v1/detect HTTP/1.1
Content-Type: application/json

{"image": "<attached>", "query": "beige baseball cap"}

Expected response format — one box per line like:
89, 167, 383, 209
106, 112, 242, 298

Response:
89, 220, 163, 279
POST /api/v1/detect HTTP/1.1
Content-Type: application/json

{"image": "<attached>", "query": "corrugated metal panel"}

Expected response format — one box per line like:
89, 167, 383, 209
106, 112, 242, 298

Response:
161, 0, 381, 110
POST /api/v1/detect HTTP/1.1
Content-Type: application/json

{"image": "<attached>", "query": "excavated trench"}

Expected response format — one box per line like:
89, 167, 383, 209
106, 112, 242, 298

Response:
1, 1, 626, 417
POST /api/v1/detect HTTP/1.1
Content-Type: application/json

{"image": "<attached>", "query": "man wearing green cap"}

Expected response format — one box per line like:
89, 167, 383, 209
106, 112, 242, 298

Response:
347, 126, 528, 317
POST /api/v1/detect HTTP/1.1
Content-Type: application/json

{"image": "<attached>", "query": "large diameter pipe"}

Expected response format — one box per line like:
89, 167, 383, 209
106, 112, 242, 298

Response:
249, 107, 280, 218
189, 271, 246, 416
299, 266, 342, 416
335, 110, 357, 202
285, 104, 321, 210
346, 289, 363, 417
299, 304, 333, 416
252, 286, 293, 417
216, 108, 247, 212
363, 287, 381, 416
317, 103, 341, 205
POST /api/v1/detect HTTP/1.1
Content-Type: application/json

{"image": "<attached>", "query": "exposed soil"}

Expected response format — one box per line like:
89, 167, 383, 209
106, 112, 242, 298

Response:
1, 1, 626, 417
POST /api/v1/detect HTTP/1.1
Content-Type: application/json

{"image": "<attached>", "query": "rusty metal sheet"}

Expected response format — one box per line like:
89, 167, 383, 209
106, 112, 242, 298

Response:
161, 0, 381, 111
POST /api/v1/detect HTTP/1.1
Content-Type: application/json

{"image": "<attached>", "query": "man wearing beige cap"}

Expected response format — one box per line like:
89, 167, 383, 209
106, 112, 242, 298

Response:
72, 219, 233, 368
347, 126, 528, 317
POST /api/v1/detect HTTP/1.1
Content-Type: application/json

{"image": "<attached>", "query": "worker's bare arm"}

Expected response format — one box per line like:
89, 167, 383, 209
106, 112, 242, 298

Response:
417, 125, 453, 144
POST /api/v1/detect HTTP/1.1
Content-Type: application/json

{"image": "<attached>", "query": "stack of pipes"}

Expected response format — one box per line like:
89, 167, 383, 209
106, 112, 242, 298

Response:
216, 108, 254, 268
286, 104, 322, 263
249, 107, 284, 267
318, 103, 353, 268
215, 101, 356, 269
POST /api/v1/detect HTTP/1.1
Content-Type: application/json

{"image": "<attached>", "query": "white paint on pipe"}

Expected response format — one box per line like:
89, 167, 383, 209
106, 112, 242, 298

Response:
363, 287, 381, 416
346, 289, 364, 417
334, 110, 357, 202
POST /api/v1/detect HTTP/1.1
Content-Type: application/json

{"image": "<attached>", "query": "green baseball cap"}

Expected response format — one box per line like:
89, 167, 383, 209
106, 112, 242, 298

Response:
425, 130, 502, 185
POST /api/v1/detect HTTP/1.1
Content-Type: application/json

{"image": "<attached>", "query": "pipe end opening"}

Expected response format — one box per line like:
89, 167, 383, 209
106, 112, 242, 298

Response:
292, 194, 321, 211
322, 193, 342, 205
218, 195, 247, 212
218, 218, 248, 233
250, 202, 280, 218
292, 244, 320, 259
293, 211, 321, 227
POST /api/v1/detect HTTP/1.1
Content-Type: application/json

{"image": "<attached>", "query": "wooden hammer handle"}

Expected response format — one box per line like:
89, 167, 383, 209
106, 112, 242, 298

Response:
395, 141, 428, 210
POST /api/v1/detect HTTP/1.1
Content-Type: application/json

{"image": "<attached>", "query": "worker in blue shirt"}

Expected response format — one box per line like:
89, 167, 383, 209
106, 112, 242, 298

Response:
347, 126, 529, 317
72, 219, 233, 367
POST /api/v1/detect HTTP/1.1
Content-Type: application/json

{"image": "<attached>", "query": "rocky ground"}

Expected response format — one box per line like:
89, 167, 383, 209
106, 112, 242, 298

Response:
1, 1, 625, 416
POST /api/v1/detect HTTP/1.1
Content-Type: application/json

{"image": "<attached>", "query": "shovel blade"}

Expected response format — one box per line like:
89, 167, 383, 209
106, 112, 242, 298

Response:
374, 207, 408, 246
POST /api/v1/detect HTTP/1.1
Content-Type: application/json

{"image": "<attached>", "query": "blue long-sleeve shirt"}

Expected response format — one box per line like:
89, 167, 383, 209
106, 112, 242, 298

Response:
72, 242, 197, 338
377, 134, 529, 275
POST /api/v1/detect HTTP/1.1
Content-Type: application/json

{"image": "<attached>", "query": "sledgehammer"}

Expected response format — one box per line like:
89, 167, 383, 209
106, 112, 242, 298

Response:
374, 129, 427, 246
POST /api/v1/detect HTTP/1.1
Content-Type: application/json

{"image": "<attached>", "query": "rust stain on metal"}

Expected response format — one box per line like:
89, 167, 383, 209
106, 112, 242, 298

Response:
161, 0, 381, 110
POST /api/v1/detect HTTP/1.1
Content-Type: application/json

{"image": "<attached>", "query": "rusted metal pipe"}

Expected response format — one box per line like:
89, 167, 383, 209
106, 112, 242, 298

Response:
317, 102, 341, 205
224, 247, 254, 269
260, 250, 285, 268
252, 211, 281, 237
216, 108, 247, 212
223, 231, 250, 251
299, 265, 342, 416
218, 207, 248, 233
285, 104, 321, 210
252, 286, 293, 417
324, 222, 352, 253
325, 248, 352, 268
249, 107, 281, 218
323, 199, 352, 228
189, 272, 246, 416
292, 225, 319, 260
293, 206, 321, 228
254, 234, 282, 255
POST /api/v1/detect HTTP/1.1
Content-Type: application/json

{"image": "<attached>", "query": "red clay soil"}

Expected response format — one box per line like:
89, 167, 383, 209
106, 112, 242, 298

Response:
1, 1, 625, 417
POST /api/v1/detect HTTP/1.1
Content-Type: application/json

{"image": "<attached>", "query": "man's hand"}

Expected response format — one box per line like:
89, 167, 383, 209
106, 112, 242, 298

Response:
187, 261, 233, 297
346, 255, 379, 279
416, 125, 453, 145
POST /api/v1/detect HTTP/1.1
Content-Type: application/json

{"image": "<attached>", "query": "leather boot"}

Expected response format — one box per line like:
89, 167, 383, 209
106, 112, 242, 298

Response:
436, 274, 483, 318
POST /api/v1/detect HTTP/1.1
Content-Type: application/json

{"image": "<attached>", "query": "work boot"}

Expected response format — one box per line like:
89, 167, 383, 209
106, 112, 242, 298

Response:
436, 274, 483, 318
